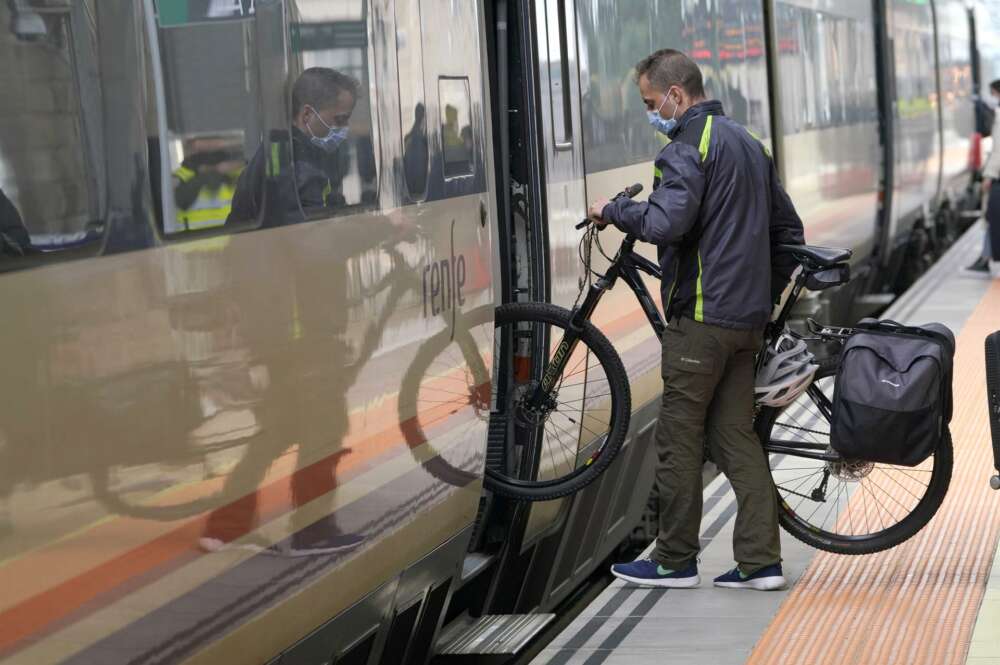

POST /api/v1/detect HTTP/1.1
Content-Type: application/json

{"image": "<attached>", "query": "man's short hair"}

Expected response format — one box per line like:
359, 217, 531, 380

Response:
291, 67, 360, 116
635, 49, 706, 98
990, 79, 1000, 96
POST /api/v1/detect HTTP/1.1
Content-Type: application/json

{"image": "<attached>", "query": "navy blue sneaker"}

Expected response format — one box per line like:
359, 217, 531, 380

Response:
610, 559, 700, 588
713, 564, 786, 590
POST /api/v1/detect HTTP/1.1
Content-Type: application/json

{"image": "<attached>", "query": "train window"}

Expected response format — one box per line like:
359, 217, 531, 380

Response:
284, 0, 380, 216
149, 0, 380, 234
396, 0, 428, 201
150, 3, 263, 235
774, 3, 878, 134
438, 77, 474, 179
0, 0, 107, 262
576, 0, 772, 175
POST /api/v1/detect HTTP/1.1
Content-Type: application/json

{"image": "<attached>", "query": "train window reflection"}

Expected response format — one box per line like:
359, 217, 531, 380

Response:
287, 0, 379, 213
151, 0, 379, 232
396, 0, 428, 201
576, 0, 771, 175
0, 0, 106, 258
439, 77, 474, 179
152, 7, 262, 234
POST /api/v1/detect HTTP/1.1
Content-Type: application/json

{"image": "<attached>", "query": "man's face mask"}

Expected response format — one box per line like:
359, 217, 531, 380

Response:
648, 90, 679, 136
306, 106, 349, 152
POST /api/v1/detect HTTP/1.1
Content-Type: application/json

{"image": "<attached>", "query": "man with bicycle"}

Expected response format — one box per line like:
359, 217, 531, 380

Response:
588, 49, 804, 590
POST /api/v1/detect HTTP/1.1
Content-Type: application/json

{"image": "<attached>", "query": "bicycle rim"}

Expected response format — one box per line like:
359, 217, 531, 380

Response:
486, 302, 630, 498
760, 368, 951, 552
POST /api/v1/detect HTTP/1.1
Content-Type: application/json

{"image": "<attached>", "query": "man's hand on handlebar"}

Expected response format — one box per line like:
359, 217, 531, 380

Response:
577, 185, 642, 230
587, 198, 611, 229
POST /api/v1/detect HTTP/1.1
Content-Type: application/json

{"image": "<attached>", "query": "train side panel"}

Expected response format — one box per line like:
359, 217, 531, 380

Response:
0, 1, 495, 663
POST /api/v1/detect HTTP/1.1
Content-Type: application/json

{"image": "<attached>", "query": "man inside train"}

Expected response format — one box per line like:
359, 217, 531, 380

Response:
587, 49, 805, 590
228, 66, 358, 226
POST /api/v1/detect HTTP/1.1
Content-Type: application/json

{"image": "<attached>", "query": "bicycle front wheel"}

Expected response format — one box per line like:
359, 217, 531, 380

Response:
757, 364, 952, 555
485, 302, 631, 501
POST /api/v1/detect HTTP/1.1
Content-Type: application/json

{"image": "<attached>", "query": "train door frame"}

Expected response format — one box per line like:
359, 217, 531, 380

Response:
470, 0, 555, 616
762, 0, 785, 183
871, 0, 896, 292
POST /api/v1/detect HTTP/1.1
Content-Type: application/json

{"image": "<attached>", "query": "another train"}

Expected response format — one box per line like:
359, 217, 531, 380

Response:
0, 1, 990, 663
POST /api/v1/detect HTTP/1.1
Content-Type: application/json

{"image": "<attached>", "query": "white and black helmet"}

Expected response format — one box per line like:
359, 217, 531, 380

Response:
754, 334, 819, 407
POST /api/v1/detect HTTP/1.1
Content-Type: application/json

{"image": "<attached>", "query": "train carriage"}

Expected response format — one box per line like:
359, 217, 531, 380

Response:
0, 1, 987, 663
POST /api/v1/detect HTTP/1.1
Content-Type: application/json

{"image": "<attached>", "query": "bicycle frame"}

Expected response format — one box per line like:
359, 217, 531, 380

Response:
528, 226, 848, 468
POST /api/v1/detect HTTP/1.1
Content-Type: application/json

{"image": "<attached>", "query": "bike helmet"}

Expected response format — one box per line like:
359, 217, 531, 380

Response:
754, 333, 819, 407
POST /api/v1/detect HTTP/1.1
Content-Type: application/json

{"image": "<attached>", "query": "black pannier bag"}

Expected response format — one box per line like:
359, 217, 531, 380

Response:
831, 320, 955, 466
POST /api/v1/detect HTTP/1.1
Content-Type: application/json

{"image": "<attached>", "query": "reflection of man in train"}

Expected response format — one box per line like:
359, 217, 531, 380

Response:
588, 49, 804, 591
0, 188, 33, 256
228, 67, 358, 226
201, 68, 372, 556
967, 79, 1000, 275
172, 137, 243, 231
403, 103, 429, 196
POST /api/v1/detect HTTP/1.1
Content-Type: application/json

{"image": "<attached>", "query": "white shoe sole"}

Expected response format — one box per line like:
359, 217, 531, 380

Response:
198, 537, 267, 554
714, 576, 787, 591
610, 567, 701, 588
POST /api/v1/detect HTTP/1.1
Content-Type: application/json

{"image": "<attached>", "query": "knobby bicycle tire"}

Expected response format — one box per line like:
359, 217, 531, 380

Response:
484, 302, 631, 501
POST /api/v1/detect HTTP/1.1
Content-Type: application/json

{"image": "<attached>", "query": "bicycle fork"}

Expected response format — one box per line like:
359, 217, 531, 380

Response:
527, 276, 617, 408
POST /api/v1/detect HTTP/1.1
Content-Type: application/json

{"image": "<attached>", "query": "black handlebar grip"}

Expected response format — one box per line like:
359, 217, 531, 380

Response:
621, 183, 643, 199
576, 183, 644, 229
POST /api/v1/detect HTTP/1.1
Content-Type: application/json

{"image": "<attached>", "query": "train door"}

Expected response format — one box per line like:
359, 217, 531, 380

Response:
536, 0, 588, 310
518, 0, 590, 543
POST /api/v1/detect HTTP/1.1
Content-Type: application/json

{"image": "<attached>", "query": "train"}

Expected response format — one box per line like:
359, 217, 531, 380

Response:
0, 0, 992, 663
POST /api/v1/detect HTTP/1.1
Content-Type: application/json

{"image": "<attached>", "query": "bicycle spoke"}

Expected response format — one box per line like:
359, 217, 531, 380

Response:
543, 420, 573, 477
557, 393, 612, 402
867, 475, 912, 518
545, 416, 583, 460
874, 467, 926, 503
821, 480, 845, 531
774, 468, 828, 485
860, 478, 871, 534
862, 480, 889, 532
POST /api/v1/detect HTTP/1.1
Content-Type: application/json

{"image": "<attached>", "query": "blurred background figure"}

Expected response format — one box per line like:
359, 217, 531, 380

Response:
172, 135, 244, 232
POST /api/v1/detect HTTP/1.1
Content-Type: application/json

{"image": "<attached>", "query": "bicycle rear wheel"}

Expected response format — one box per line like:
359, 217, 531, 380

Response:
756, 364, 952, 555
485, 302, 631, 501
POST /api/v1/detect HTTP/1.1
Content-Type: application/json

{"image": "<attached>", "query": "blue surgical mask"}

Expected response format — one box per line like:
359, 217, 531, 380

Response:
306, 106, 349, 152
648, 94, 679, 136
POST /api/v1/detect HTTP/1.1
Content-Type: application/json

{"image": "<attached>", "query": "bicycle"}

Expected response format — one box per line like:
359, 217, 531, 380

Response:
486, 184, 952, 556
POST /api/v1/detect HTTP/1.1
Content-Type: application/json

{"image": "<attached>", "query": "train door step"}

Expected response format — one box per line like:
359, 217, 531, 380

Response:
435, 613, 555, 661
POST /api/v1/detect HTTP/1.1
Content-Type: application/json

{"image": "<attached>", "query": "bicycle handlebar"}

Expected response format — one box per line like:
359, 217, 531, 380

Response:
575, 183, 643, 230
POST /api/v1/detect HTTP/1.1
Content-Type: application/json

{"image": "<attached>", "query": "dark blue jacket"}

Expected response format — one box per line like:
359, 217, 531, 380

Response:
603, 100, 804, 329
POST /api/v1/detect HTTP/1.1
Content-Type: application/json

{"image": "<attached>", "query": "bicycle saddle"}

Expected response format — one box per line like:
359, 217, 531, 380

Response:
776, 244, 852, 268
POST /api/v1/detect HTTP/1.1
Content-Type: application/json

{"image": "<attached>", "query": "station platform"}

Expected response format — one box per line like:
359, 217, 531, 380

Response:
532, 223, 1000, 665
